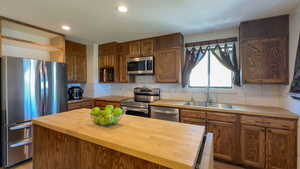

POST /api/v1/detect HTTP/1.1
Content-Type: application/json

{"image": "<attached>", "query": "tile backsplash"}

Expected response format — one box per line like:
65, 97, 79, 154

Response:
89, 75, 285, 107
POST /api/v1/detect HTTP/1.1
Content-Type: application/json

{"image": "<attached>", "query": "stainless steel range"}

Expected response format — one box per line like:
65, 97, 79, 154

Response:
121, 87, 160, 117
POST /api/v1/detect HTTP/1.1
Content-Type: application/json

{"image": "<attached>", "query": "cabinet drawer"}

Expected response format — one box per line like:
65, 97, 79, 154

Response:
68, 103, 81, 111
207, 112, 237, 123
264, 118, 296, 130
181, 117, 206, 126
181, 109, 206, 119
241, 115, 296, 130
241, 116, 265, 126
80, 101, 94, 109
95, 101, 120, 108
68, 100, 94, 111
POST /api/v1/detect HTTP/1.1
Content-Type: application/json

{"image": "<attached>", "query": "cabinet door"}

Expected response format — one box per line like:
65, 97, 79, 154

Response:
241, 125, 266, 169
119, 55, 129, 83
207, 121, 235, 162
155, 49, 180, 83
141, 39, 154, 56
155, 33, 183, 50
65, 40, 77, 82
241, 37, 288, 84
118, 42, 129, 55
129, 41, 141, 57
75, 45, 87, 83
65, 46, 75, 82
266, 128, 296, 169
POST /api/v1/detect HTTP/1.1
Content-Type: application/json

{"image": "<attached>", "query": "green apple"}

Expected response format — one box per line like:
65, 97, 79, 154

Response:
103, 109, 112, 116
90, 107, 101, 116
112, 116, 120, 124
94, 116, 102, 124
98, 117, 107, 125
113, 108, 123, 117
105, 105, 114, 111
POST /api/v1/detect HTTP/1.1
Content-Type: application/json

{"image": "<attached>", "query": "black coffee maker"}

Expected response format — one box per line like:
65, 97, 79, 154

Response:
68, 87, 84, 100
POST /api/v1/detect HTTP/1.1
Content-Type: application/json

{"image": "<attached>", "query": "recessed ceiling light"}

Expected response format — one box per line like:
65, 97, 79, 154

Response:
62, 25, 71, 31
118, 6, 128, 13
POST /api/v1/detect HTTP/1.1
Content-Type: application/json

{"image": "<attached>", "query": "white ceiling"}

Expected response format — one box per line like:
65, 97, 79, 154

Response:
0, 0, 299, 44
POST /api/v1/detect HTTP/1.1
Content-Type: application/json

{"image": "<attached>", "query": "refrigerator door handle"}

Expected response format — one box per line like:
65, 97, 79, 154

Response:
39, 62, 45, 116
43, 61, 49, 115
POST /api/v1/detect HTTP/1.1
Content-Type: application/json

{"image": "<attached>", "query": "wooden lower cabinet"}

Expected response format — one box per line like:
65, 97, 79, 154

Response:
266, 128, 296, 169
68, 99, 95, 111
241, 125, 266, 169
179, 110, 297, 169
181, 117, 206, 126
207, 121, 236, 162
95, 100, 121, 109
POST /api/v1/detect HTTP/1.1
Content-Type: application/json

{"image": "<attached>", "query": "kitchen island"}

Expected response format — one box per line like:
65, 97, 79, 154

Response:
32, 109, 213, 169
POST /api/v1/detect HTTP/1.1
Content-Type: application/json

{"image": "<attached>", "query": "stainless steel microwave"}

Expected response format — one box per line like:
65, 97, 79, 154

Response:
127, 56, 154, 75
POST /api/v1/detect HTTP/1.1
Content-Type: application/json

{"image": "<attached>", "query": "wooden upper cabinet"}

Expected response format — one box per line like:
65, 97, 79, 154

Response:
65, 40, 87, 83
241, 125, 266, 169
155, 48, 181, 83
99, 42, 118, 56
65, 41, 75, 82
266, 128, 296, 169
240, 15, 289, 84
75, 45, 87, 82
118, 42, 129, 55
99, 43, 119, 82
155, 33, 183, 50
207, 121, 236, 162
141, 38, 154, 56
129, 41, 141, 57
119, 54, 134, 83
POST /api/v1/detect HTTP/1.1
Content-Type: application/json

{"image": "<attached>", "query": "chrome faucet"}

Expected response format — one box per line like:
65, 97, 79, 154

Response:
206, 87, 216, 104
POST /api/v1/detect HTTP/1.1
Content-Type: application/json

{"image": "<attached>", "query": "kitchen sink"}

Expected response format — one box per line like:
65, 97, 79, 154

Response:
183, 101, 233, 109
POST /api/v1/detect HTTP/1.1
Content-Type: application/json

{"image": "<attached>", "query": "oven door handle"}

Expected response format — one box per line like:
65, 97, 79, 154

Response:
122, 107, 149, 113
152, 110, 178, 115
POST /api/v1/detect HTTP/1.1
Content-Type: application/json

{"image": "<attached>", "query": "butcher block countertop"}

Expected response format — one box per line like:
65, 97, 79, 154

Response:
94, 96, 130, 102
150, 100, 298, 120
32, 109, 205, 169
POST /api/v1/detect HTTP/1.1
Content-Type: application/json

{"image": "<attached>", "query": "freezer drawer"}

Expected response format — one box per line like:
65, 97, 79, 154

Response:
7, 122, 32, 145
7, 141, 32, 167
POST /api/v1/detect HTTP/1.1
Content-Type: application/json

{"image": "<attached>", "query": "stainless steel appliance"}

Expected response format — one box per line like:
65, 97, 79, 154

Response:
100, 67, 114, 82
1, 56, 67, 167
134, 87, 160, 102
127, 56, 154, 75
68, 86, 84, 100
121, 87, 160, 117
150, 106, 179, 122
121, 98, 149, 117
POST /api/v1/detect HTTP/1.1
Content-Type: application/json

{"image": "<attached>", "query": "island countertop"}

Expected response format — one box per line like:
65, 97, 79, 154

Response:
32, 109, 205, 169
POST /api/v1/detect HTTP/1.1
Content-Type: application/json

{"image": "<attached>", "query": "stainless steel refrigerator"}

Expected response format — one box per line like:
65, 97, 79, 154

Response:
0, 56, 67, 168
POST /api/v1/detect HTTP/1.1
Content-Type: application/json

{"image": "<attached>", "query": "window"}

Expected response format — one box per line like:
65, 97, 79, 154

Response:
189, 48, 232, 88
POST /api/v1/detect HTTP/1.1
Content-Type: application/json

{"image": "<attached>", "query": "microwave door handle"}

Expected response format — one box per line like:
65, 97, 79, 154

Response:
145, 60, 148, 71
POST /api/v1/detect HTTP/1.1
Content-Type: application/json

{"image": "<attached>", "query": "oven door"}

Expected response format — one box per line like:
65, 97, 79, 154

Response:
122, 106, 149, 118
127, 56, 153, 75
